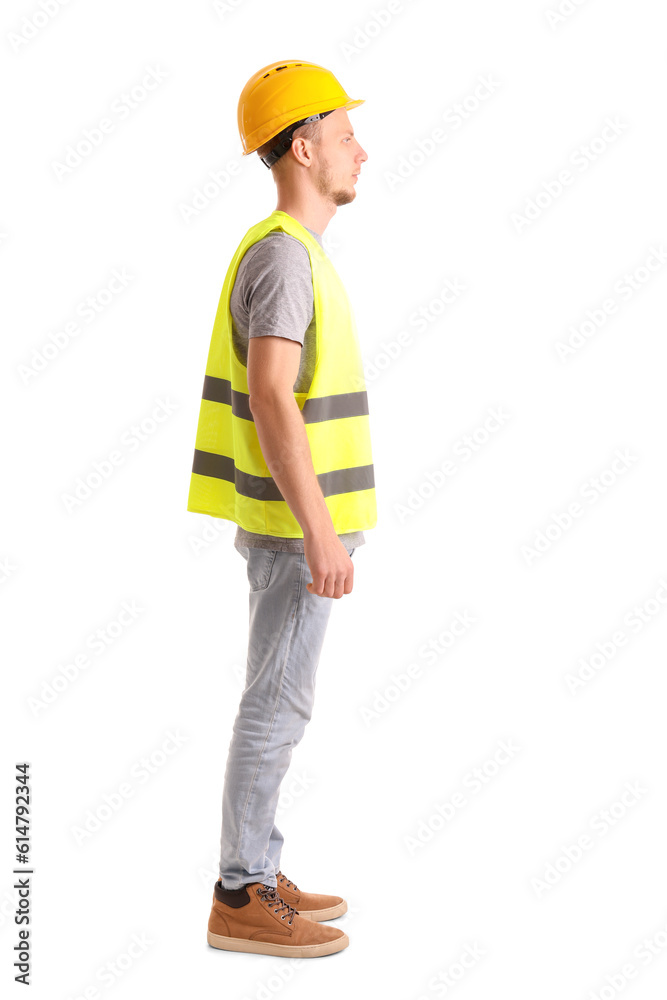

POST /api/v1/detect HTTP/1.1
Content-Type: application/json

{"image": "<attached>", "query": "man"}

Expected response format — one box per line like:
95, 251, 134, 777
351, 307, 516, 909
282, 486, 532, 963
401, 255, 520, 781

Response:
187, 60, 377, 958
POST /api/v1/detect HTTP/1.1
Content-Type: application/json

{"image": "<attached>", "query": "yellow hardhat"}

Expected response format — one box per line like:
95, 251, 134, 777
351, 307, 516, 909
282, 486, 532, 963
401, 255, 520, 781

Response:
238, 59, 364, 168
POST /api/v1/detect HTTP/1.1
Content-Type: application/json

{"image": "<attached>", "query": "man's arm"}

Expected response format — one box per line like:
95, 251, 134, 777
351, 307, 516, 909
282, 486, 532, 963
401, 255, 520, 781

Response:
247, 334, 354, 598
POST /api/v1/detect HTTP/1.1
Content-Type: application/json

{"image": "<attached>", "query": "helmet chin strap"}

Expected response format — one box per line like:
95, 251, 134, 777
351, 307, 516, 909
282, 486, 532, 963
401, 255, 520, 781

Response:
260, 109, 336, 169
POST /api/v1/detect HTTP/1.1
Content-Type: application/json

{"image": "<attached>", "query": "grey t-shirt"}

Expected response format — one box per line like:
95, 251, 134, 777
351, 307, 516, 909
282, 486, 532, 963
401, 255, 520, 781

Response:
231, 224, 366, 553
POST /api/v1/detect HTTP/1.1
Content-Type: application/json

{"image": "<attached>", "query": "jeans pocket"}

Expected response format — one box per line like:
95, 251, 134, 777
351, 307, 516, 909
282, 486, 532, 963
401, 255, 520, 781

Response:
247, 548, 278, 592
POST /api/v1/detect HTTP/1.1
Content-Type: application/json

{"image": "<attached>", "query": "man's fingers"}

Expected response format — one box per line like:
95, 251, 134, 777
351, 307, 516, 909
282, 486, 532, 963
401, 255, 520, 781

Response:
307, 574, 349, 598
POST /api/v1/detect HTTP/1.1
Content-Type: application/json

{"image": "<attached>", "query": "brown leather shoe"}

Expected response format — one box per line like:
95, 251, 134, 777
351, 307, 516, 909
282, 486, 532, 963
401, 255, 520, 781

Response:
275, 871, 347, 921
207, 881, 349, 958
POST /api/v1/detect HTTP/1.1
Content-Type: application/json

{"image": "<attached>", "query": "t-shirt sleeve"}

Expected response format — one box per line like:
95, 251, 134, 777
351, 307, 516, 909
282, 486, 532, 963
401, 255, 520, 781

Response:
241, 234, 314, 346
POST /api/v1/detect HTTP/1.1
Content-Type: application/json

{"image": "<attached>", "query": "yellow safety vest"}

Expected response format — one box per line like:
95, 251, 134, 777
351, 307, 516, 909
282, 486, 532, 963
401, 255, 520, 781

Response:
187, 210, 377, 537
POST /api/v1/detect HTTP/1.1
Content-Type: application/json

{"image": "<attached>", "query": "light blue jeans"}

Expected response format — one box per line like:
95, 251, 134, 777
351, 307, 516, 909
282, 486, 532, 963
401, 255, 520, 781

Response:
218, 542, 356, 889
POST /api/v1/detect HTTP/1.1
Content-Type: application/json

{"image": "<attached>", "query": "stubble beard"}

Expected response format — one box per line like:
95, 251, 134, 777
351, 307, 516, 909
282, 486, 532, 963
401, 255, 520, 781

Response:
314, 156, 355, 207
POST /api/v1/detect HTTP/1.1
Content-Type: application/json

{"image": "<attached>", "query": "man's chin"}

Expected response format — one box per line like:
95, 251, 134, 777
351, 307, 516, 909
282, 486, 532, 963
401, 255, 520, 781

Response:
332, 187, 356, 207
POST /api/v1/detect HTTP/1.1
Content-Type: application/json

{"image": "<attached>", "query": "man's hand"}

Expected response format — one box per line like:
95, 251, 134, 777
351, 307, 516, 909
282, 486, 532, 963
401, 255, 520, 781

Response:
304, 531, 354, 598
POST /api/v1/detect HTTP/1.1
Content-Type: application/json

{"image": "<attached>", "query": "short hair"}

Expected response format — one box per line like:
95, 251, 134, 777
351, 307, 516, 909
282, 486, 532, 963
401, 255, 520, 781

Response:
256, 118, 323, 171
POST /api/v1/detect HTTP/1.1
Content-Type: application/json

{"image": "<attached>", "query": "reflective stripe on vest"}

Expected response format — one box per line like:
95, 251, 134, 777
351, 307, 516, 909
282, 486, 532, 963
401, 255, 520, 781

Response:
186, 210, 377, 538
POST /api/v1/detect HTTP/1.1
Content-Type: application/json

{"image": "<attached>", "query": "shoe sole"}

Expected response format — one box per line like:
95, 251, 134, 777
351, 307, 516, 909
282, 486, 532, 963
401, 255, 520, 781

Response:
207, 929, 349, 958
295, 900, 348, 921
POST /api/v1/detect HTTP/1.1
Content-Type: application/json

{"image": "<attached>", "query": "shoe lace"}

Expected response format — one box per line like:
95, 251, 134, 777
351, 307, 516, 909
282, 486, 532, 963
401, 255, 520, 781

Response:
257, 884, 297, 924
276, 871, 299, 892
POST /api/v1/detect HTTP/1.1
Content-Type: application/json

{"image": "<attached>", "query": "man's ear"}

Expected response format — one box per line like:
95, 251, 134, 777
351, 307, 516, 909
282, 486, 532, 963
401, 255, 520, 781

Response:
290, 138, 314, 168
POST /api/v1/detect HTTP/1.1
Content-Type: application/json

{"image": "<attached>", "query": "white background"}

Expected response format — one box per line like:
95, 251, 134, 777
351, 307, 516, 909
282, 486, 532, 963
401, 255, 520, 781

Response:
2, 0, 667, 997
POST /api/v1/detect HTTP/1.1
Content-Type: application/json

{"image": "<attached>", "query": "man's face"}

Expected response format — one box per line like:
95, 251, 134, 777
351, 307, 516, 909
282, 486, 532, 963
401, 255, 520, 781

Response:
312, 108, 368, 206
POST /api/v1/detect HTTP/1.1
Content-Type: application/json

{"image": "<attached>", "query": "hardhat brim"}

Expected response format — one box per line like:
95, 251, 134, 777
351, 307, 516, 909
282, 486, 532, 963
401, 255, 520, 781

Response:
242, 98, 365, 156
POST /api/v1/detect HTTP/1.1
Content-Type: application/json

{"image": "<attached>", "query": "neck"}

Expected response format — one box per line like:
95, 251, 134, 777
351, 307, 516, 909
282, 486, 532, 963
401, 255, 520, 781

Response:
274, 186, 336, 238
